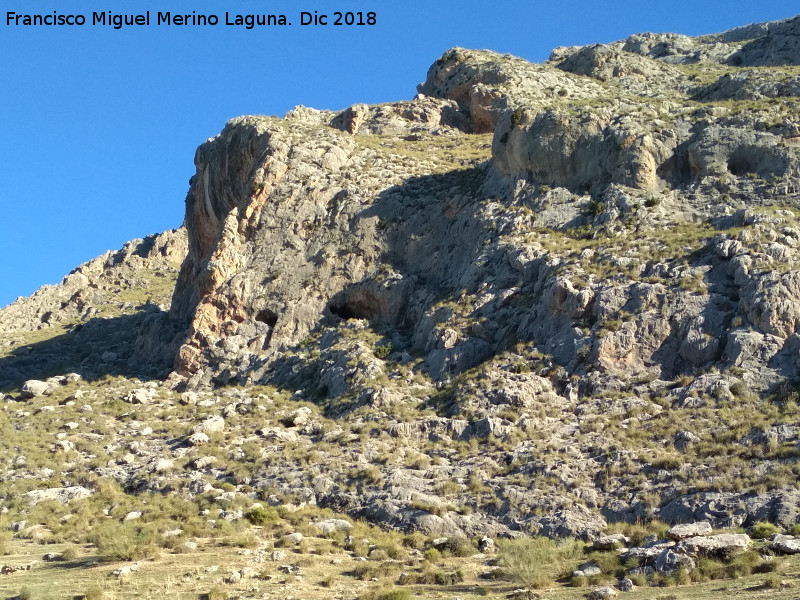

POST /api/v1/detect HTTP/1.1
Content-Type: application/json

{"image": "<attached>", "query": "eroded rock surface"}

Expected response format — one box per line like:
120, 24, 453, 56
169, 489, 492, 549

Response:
4, 15, 800, 541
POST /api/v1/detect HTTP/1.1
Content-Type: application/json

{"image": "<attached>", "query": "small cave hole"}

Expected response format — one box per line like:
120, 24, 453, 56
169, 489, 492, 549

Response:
727, 152, 755, 177
328, 290, 381, 321
329, 300, 366, 320
255, 309, 278, 328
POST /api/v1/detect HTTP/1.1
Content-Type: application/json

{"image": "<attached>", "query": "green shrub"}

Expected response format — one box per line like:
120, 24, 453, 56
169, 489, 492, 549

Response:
205, 586, 229, 600
586, 200, 605, 217
350, 561, 401, 581
423, 548, 441, 562
360, 589, 411, 600
750, 521, 780, 539
83, 585, 104, 600
368, 548, 389, 561
19, 588, 33, 600
435, 569, 464, 585
570, 574, 587, 587
92, 522, 157, 561
754, 558, 781, 573
728, 549, 761, 577
697, 557, 726, 580
763, 573, 783, 589
402, 532, 426, 549
60, 546, 78, 561
498, 536, 583, 589
436, 537, 475, 557
588, 551, 622, 575
374, 343, 392, 359
674, 566, 691, 586
629, 573, 648, 587
246, 505, 279, 526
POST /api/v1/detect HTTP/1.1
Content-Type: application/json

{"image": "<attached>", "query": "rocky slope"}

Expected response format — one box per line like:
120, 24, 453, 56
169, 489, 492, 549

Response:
3, 16, 800, 545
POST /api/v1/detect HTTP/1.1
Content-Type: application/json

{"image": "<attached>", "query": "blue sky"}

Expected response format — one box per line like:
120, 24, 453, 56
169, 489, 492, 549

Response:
1, 1, 797, 308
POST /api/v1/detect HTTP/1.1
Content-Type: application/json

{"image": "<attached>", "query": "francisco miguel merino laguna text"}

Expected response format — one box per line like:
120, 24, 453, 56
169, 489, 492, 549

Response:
5, 10, 377, 29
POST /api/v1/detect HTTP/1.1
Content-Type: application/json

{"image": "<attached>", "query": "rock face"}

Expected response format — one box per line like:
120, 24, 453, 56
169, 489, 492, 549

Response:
667, 521, 713, 541
128, 15, 800, 536
4, 16, 800, 542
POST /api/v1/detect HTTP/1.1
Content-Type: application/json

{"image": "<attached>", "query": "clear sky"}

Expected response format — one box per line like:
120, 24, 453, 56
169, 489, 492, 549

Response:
1, 1, 797, 308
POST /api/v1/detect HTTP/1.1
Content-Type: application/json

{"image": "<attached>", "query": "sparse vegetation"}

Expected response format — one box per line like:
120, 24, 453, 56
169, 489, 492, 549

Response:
3, 17, 800, 600
498, 537, 583, 589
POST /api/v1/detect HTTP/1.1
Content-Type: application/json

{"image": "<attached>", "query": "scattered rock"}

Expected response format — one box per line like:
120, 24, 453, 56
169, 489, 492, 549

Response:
478, 535, 495, 553
591, 534, 630, 551
278, 564, 300, 574
666, 521, 713, 541
769, 534, 800, 555
23, 486, 92, 506
617, 577, 635, 592
152, 458, 175, 473
192, 415, 225, 435
574, 561, 602, 577
679, 533, 750, 558
315, 519, 352, 535
20, 380, 52, 398
588, 586, 618, 600
283, 532, 303, 545
188, 432, 209, 446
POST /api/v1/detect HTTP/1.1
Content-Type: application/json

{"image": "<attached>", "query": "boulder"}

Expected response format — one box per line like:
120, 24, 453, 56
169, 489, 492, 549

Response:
620, 542, 674, 565
20, 380, 52, 398
188, 432, 209, 446
679, 533, 750, 558
591, 534, 630, 551
574, 561, 602, 577
315, 519, 352, 535
153, 458, 175, 473
769, 534, 800, 555
478, 535, 495, 553
666, 521, 713, 540
124, 388, 153, 404
617, 577, 635, 592
654, 548, 695, 573
192, 415, 225, 434
588, 587, 618, 600
281, 407, 312, 427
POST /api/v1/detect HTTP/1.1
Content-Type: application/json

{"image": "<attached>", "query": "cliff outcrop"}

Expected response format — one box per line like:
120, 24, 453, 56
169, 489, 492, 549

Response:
4, 15, 800, 541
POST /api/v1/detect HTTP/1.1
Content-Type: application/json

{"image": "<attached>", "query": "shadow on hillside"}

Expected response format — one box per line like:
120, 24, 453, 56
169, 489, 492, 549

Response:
0, 307, 184, 393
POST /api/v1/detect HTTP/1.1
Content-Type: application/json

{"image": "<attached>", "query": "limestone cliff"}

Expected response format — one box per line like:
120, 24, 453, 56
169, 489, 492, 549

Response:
4, 15, 800, 541
155, 15, 800, 536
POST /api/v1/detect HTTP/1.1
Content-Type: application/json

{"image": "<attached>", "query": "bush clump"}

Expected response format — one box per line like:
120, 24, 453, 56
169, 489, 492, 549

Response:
246, 505, 279, 526
763, 573, 783, 589
92, 522, 157, 562
359, 589, 411, 600
434, 537, 475, 557
498, 536, 583, 589
750, 521, 780, 539
83, 585, 104, 600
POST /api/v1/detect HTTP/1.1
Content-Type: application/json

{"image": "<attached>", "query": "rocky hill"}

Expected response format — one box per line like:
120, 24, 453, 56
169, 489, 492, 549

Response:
3, 14, 800, 600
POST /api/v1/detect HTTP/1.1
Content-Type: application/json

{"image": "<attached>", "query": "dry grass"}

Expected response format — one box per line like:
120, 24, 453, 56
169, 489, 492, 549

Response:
2, 534, 800, 600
